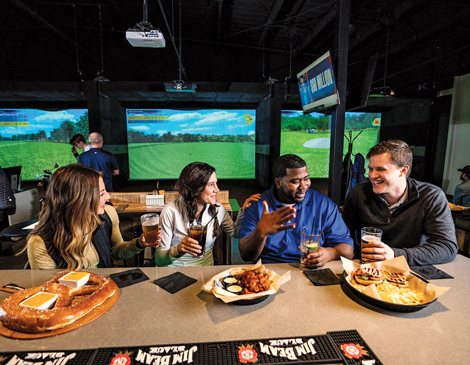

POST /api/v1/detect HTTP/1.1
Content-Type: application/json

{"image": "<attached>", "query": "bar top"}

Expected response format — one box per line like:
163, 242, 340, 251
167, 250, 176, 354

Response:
1, 256, 469, 364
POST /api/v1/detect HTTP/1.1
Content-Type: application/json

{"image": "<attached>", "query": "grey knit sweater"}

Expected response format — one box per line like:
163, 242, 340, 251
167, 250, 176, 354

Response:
342, 178, 458, 266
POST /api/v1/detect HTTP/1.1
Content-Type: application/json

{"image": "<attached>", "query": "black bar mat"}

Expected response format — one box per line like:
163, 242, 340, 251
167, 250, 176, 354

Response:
0, 349, 97, 365
328, 329, 383, 365
92, 330, 381, 364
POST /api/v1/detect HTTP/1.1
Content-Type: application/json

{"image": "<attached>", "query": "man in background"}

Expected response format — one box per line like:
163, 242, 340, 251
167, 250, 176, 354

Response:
77, 132, 119, 192
69, 133, 91, 160
239, 154, 354, 269
453, 165, 470, 208
342, 139, 457, 266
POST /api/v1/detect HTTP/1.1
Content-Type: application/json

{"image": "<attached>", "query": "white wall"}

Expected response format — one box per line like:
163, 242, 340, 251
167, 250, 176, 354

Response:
443, 74, 470, 195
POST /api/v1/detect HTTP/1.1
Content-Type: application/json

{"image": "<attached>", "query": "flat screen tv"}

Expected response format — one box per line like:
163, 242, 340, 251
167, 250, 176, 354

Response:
297, 50, 339, 114
0, 109, 89, 180
126, 109, 256, 179
281, 110, 381, 178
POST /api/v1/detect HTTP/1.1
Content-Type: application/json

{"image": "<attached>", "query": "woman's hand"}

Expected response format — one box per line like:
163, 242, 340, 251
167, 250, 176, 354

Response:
177, 236, 203, 257
240, 193, 261, 212
139, 229, 162, 248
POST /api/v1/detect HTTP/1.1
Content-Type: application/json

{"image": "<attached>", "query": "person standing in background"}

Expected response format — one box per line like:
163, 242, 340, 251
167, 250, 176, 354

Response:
69, 133, 91, 159
77, 132, 119, 192
453, 165, 470, 208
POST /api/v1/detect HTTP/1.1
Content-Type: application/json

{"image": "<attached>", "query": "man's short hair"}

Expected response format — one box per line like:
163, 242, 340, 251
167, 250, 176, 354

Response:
366, 139, 413, 177
69, 134, 86, 146
272, 154, 307, 179
89, 132, 103, 145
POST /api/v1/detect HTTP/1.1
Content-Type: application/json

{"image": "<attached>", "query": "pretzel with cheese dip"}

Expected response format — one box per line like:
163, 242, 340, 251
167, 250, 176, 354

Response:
0, 272, 118, 333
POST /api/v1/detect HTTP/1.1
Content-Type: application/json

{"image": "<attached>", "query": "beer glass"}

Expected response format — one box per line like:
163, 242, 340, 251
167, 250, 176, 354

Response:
300, 226, 321, 269
361, 227, 383, 264
140, 213, 160, 246
189, 221, 206, 258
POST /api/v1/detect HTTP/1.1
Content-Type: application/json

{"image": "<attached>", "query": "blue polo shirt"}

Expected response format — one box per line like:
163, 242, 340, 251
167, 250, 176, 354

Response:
77, 148, 119, 192
239, 185, 353, 263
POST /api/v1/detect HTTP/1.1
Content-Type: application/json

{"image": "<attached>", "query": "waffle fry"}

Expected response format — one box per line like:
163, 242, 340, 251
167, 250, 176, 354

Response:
376, 281, 426, 305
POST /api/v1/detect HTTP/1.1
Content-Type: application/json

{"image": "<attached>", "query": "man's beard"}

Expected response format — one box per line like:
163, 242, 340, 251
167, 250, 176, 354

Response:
278, 187, 305, 204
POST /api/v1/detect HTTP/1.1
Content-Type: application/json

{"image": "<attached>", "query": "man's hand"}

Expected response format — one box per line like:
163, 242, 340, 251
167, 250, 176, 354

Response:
256, 200, 296, 237
238, 200, 296, 262
301, 246, 332, 269
71, 146, 77, 154
361, 240, 395, 262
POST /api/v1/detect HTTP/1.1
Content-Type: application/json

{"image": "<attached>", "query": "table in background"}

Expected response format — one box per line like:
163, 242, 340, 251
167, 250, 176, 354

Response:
0, 219, 38, 238
111, 201, 233, 265
1, 256, 469, 364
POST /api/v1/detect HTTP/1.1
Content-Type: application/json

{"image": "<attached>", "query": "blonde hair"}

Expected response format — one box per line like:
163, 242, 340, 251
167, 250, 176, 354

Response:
29, 164, 102, 269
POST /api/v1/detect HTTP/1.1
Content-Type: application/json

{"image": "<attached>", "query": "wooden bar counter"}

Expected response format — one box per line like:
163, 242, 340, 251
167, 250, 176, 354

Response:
1, 256, 469, 364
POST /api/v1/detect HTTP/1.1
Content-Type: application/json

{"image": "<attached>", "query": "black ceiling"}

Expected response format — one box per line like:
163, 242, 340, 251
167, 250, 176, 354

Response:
2, 0, 470, 106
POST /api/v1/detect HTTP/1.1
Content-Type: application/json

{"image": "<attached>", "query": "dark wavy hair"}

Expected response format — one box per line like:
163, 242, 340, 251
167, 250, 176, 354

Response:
175, 162, 220, 237
366, 139, 413, 177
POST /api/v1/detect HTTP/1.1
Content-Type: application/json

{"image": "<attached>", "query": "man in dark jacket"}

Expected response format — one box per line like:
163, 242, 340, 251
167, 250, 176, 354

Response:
342, 140, 458, 266
77, 132, 119, 192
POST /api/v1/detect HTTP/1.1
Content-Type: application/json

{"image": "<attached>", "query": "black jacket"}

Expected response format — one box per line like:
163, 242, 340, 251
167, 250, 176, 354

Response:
342, 178, 458, 265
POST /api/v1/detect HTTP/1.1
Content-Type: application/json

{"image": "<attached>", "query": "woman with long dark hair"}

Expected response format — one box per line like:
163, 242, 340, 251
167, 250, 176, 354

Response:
156, 162, 260, 266
26, 164, 161, 269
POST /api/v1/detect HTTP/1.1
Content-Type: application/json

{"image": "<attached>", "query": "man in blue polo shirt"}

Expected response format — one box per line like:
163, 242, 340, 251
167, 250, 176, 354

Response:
77, 132, 119, 192
239, 154, 353, 268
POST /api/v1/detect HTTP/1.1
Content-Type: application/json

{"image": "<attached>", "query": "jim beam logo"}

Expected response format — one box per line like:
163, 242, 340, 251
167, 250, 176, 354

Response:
258, 338, 317, 361
133, 345, 198, 364
237, 344, 258, 364
109, 350, 133, 365
341, 343, 372, 362
0, 352, 76, 364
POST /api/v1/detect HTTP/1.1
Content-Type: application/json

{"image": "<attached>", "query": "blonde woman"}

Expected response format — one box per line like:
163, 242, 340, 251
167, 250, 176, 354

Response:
26, 164, 161, 269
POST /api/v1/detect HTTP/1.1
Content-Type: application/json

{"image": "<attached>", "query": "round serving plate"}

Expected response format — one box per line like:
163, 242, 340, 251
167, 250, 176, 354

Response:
341, 272, 437, 313
229, 294, 269, 306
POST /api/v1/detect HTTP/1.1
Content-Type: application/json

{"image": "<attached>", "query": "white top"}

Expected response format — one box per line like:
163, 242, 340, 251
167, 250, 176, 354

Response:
84, 144, 91, 152
156, 197, 244, 267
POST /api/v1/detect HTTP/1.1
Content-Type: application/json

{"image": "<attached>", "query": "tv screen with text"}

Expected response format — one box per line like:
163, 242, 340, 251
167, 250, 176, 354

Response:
0, 109, 89, 180
127, 109, 256, 179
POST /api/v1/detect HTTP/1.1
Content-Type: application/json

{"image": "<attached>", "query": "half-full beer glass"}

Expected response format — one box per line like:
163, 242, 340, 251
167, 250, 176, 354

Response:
361, 227, 383, 264
140, 213, 160, 246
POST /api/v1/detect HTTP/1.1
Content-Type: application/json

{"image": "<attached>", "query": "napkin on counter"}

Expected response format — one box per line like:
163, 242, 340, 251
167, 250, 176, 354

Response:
409, 265, 453, 280
110, 268, 149, 288
303, 268, 342, 286
154, 272, 197, 294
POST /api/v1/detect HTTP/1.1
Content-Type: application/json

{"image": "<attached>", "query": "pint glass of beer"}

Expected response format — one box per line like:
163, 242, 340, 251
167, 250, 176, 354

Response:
140, 213, 160, 246
189, 221, 206, 258
360, 227, 383, 264
300, 226, 321, 269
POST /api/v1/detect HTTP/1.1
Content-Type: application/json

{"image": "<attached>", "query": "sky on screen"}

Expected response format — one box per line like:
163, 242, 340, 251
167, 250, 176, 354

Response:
0, 109, 87, 137
127, 109, 256, 136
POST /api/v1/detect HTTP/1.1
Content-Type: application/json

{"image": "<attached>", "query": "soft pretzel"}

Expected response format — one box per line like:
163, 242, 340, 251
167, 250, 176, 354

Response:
0, 272, 118, 333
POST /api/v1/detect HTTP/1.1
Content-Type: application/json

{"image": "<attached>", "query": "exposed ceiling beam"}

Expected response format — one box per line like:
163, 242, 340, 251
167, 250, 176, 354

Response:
8, 0, 101, 65
256, 0, 285, 47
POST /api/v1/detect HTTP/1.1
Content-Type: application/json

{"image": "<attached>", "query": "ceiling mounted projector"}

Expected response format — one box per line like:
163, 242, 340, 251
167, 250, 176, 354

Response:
127, 0, 165, 48
126, 28, 165, 48
165, 81, 197, 93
